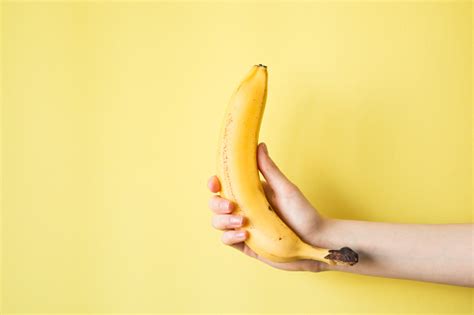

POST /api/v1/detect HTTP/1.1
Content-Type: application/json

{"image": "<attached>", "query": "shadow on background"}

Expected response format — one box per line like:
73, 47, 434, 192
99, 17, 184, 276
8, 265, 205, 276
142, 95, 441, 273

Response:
279, 89, 400, 222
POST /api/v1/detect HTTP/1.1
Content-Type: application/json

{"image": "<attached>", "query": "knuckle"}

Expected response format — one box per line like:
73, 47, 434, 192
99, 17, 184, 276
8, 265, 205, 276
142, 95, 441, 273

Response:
209, 196, 221, 211
212, 216, 225, 229
211, 216, 218, 229
208, 198, 215, 210
219, 198, 228, 209
221, 233, 231, 245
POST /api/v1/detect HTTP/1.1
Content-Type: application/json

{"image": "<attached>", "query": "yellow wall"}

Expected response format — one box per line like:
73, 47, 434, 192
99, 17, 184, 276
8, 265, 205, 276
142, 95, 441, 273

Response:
2, 1, 472, 313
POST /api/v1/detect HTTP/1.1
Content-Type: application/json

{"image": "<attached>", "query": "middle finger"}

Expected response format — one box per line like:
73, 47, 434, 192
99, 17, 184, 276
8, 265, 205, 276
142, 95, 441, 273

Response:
212, 214, 244, 230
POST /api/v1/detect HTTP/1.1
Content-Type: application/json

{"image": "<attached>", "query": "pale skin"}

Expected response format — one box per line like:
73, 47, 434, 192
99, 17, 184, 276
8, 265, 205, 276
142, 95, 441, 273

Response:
208, 143, 474, 287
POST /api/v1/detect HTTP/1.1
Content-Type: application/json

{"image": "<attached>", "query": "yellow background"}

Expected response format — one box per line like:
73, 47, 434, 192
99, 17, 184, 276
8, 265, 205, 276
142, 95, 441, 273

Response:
1, 1, 472, 313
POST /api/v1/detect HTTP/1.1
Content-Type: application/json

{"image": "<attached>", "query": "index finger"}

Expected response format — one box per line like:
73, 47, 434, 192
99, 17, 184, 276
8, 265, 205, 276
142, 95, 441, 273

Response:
207, 175, 221, 193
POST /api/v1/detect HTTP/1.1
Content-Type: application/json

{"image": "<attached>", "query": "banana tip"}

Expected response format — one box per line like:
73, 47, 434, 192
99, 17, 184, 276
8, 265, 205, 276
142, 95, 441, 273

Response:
256, 64, 267, 69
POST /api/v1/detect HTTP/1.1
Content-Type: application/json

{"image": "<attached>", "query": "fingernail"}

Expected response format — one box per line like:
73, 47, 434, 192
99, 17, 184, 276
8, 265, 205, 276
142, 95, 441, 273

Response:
262, 143, 268, 155
235, 231, 246, 240
230, 216, 243, 226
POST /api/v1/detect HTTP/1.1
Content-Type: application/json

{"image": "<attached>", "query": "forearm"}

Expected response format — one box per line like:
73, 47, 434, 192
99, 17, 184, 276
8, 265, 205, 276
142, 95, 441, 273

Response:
313, 218, 474, 287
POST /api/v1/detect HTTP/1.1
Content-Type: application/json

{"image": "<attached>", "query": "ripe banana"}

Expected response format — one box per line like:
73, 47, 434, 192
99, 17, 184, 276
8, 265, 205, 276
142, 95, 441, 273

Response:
216, 64, 358, 266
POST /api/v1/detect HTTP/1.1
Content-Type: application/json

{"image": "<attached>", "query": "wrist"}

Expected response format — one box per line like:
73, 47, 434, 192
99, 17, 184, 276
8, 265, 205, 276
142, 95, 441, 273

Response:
309, 216, 336, 249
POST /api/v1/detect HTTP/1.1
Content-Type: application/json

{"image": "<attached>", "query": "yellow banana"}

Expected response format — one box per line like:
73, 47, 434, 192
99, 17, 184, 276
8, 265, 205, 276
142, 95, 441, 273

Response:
216, 64, 358, 266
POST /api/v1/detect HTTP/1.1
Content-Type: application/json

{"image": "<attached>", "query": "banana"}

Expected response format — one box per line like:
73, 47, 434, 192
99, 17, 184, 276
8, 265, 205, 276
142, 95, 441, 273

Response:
217, 64, 358, 266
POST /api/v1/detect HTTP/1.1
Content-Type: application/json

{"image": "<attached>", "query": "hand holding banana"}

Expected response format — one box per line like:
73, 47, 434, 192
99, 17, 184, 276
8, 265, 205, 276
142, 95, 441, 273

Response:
209, 65, 358, 269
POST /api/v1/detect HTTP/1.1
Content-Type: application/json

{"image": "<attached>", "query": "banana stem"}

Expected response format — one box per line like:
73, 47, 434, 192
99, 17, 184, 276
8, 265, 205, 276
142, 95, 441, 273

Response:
324, 247, 359, 266
300, 243, 359, 266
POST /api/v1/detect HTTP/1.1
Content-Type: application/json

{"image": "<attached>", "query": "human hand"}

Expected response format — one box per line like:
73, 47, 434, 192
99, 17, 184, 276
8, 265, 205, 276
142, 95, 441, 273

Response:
208, 143, 325, 272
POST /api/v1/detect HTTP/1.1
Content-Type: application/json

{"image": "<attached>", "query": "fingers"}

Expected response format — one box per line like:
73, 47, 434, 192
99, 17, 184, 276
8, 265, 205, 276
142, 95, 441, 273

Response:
257, 143, 298, 196
207, 176, 221, 193
208, 195, 235, 214
208, 175, 251, 255
221, 230, 248, 245
212, 214, 244, 230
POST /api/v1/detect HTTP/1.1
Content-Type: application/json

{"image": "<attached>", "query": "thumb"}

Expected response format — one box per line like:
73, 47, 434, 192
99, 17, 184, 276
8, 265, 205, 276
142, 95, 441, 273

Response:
257, 143, 296, 196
